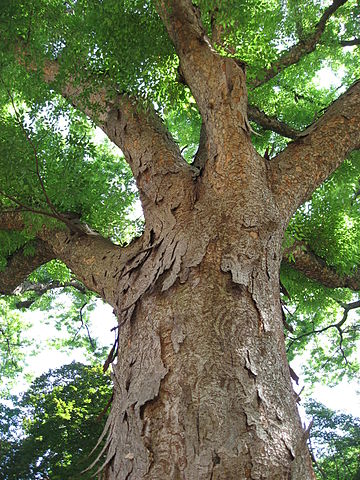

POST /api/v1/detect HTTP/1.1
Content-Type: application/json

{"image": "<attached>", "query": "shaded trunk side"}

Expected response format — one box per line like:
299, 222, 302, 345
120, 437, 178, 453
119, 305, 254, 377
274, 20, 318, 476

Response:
100, 228, 314, 480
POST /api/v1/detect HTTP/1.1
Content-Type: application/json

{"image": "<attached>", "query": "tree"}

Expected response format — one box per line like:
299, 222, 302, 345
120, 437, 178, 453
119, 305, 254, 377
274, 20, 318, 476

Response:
0, 362, 112, 480
306, 400, 360, 479
0, 0, 359, 478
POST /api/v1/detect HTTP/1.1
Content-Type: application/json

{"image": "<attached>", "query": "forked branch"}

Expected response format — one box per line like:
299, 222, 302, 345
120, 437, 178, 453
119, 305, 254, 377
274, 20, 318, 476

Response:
155, 0, 249, 133
287, 299, 360, 356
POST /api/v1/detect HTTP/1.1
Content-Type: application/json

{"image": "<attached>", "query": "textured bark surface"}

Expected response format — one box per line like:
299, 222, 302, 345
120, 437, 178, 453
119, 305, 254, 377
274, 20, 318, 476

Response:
89, 133, 316, 479
4, 2, 360, 479
97, 188, 315, 479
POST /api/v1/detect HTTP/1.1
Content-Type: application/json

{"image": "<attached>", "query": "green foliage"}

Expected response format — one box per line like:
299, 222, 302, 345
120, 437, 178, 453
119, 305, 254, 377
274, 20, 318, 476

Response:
288, 152, 360, 274
0, 0, 358, 410
0, 362, 112, 480
281, 151, 360, 386
306, 400, 360, 479
0, 96, 137, 250
282, 264, 359, 386
0, 298, 31, 396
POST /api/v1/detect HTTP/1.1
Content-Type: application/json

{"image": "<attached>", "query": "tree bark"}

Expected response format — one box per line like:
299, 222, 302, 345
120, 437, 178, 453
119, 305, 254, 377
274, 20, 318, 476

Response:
6, 3, 360, 477
97, 178, 315, 479
83, 112, 315, 478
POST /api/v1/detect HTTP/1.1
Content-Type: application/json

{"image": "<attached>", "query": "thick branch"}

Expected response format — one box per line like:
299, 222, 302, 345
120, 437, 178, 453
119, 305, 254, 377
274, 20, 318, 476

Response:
14, 40, 195, 221
269, 79, 360, 219
0, 240, 55, 295
283, 241, 360, 291
155, 0, 250, 134
0, 210, 126, 306
247, 104, 300, 139
251, 0, 348, 88
340, 38, 360, 47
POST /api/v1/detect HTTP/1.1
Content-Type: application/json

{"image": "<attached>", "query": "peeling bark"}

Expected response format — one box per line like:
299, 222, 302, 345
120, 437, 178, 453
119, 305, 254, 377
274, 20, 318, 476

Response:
102, 234, 315, 479
5, 2, 358, 477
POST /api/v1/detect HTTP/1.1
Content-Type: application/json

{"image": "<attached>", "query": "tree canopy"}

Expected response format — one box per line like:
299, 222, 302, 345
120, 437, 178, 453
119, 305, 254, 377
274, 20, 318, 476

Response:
0, 362, 112, 480
0, 0, 359, 390
0, 0, 359, 478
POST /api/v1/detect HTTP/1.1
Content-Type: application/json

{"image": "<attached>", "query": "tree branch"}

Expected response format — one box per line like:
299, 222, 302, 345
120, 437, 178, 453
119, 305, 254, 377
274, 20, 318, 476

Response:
287, 298, 359, 353
251, 0, 348, 88
282, 241, 360, 291
72, 302, 96, 350
247, 104, 300, 139
0, 209, 124, 306
269, 79, 360, 219
155, 0, 250, 134
14, 279, 88, 308
0, 240, 55, 295
13, 38, 195, 222
340, 38, 360, 47
3, 85, 60, 218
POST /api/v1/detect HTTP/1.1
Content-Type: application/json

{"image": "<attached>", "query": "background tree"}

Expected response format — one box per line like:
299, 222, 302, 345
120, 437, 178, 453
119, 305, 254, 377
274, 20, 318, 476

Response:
306, 400, 360, 479
0, 0, 359, 478
0, 362, 112, 480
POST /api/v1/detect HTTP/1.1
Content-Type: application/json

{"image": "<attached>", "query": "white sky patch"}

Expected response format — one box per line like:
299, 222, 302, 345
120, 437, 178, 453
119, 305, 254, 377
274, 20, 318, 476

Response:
10, 299, 117, 396
314, 66, 345, 90
312, 381, 360, 416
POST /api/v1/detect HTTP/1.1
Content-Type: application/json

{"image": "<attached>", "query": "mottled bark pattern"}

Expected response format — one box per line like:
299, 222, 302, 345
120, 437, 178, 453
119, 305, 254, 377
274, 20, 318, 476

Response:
93, 129, 315, 479
5, 1, 360, 479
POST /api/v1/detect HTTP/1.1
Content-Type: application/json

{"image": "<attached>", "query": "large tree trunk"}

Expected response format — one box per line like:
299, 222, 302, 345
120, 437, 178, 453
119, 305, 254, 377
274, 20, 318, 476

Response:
95, 142, 315, 479
103, 237, 313, 479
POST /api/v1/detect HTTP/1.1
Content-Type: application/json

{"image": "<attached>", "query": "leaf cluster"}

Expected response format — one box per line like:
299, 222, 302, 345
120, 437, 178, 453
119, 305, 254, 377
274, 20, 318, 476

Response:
0, 362, 112, 480
306, 400, 360, 479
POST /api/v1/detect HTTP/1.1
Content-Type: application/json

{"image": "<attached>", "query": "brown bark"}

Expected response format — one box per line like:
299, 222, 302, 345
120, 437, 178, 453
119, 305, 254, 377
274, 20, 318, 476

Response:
0, 240, 54, 294
100, 238, 314, 479
247, 104, 300, 139
269, 79, 360, 220
4, 3, 359, 478
16, 38, 195, 230
283, 241, 360, 291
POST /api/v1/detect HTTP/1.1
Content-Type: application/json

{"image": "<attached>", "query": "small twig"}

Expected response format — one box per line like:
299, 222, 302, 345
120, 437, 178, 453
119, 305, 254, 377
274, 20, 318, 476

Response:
308, 435, 327, 479
340, 38, 360, 47
103, 335, 119, 373
336, 326, 348, 365
287, 298, 360, 351
0, 327, 17, 367
96, 393, 114, 423
0, 190, 58, 220
71, 302, 96, 350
